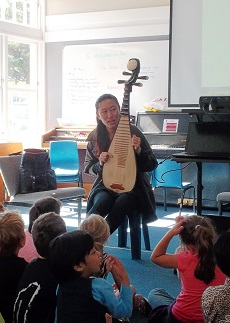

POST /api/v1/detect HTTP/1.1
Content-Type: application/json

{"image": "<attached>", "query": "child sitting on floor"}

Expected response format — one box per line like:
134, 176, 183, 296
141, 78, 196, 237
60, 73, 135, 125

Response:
79, 214, 150, 320
13, 211, 66, 323
79, 213, 111, 279
202, 229, 230, 322
0, 211, 27, 323
18, 196, 62, 262
49, 230, 133, 323
147, 215, 226, 323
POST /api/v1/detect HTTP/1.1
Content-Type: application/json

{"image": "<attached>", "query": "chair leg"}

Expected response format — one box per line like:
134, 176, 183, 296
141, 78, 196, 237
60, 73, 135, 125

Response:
163, 188, 167, 211
192, 187, 196, 214
142, 222, 150, 250
180, 189, 187, 216
179, 199, 183, 217
79, 171, 83, 188
77, 197, 82, 223
218, 201, 223, 216
118, 216, 128, 247
129, 214, 141, 260
180, 186, 196, 216
118, 214, 147, 259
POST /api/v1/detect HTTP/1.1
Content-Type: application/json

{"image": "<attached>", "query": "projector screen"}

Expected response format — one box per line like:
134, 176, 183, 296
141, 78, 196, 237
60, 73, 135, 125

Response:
169, 0, 230, 107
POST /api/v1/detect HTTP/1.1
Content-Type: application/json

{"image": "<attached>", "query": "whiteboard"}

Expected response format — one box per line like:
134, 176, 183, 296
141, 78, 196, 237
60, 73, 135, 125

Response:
62, 41, 168, 125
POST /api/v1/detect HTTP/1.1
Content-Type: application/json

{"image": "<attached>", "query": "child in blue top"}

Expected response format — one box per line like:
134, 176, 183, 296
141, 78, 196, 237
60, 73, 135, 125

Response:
79, 213, 148, 314
49, 230, 133, 323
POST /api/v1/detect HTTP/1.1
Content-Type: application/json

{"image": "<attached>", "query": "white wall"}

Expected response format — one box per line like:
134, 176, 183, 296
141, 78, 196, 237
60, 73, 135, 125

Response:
45, 7, 169, 43
46, 0, 169, 15
45, 6, 170, 130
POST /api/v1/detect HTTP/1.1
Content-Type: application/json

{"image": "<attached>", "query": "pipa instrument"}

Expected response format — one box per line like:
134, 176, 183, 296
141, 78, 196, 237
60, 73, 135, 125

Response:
102, 58, 148, 193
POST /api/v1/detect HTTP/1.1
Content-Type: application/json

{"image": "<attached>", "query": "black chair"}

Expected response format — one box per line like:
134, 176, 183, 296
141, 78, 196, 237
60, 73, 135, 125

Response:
117, 212, 151, 260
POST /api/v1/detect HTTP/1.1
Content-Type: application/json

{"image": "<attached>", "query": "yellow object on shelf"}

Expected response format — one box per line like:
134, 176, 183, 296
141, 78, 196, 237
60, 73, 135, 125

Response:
144, 106, 161, 112
144, 97, 168, 112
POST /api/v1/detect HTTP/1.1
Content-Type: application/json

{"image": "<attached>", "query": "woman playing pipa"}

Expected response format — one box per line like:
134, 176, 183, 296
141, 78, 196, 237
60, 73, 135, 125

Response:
84, 58, 158, 234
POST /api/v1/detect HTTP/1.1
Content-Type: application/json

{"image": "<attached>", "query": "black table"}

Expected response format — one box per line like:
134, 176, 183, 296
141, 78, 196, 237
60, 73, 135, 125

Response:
171, 154, 230, 216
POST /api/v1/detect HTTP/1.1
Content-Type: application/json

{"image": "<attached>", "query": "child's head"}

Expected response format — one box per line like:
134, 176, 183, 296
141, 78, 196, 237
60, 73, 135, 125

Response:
0, 211, 25, 256
32, 211, 66, 258
79, 214, 110, 249
49, 230, 100, 282
213, 230, 230, 277
179, 215, 216, 246
179, 215, 216, 284
28, 197, 62, 233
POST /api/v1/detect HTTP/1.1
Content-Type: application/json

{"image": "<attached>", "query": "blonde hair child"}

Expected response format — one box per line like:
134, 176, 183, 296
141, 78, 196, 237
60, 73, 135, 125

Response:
79, 214, 149, 316
79, 213, 110, 278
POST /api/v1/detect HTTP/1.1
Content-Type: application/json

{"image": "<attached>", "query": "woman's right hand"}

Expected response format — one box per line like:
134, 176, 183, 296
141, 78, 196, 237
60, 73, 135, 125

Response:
99, 152, 112, 166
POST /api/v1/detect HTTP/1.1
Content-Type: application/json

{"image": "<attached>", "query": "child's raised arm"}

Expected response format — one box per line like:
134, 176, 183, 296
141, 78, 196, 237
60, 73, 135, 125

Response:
150, 219, 185, 268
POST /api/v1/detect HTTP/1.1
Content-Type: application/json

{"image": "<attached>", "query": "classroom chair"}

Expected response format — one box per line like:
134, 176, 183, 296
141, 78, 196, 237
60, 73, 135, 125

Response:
152, 159, 196, 215
0, 155, 85, 221
49, 140, 83, 187
216, 192, 230, 215
117, 212, 150, 260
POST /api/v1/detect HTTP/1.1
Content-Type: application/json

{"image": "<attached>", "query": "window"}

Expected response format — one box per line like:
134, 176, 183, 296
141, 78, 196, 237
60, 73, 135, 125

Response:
0, 1, 44, 147
0, 0, 40, 28
6, 38, 41, 146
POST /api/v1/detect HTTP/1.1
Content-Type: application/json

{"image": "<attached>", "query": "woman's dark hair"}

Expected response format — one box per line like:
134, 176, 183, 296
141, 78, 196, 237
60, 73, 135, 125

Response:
179, 215, 216, 284
95, 93, 120, 112
213, 230, 230, 277
49, 230, 94, 282
93, 94, 120, 156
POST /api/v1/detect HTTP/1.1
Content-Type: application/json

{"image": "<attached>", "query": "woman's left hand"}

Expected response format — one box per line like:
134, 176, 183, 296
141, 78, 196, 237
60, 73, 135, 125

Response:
132, 135, 141, 154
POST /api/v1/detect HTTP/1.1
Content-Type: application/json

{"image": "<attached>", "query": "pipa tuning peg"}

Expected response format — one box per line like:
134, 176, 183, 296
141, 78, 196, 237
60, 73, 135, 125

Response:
123, 71, 132, 76
117, 80, 126, 84
138, 75, 149, 80
134, 82, 143, 87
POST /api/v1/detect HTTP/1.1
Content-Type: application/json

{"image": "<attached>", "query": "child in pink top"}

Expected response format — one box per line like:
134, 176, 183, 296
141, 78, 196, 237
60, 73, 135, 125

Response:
147, 215, 226, 323
19, 196, 61, 262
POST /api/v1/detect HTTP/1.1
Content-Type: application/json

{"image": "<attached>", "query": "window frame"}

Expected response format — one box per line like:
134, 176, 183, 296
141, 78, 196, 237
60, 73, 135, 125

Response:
0, 0, 45, 146
0, 0, 41, 29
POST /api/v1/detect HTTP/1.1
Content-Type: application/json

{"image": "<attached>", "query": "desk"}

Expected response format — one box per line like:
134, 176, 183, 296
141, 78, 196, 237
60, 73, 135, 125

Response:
171, 154, 230, 215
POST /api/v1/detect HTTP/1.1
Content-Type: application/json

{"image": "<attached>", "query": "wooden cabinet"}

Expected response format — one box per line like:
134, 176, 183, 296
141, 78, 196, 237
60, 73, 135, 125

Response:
41, 126, 95, 149
0, 142, 23, 203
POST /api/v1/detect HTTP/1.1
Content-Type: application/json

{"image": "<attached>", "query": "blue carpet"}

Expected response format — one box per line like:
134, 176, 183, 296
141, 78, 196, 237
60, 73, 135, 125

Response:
104, 244, 181, 299
103, 208, 183, 298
